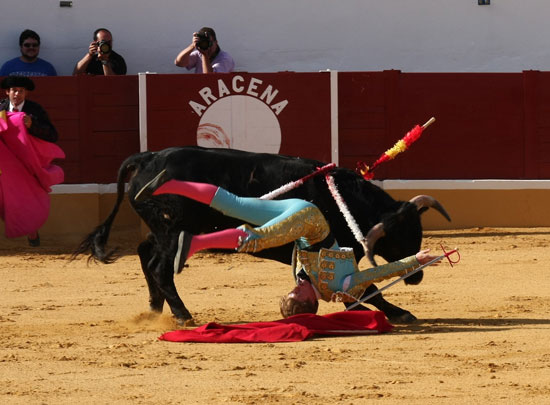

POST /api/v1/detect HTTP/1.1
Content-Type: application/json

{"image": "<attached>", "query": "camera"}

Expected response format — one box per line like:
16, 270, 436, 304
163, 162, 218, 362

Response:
195, 32, 212, 51
96, 40, 111, 55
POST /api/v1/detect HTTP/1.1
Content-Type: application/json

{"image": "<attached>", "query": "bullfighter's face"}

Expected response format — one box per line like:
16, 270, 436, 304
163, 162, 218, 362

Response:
6, 87, 27, 106
287, 278, 318, 305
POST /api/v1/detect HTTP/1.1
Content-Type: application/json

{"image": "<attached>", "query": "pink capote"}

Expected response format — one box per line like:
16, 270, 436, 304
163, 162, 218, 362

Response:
159, 311, 394, 343
0, 112, 65, 237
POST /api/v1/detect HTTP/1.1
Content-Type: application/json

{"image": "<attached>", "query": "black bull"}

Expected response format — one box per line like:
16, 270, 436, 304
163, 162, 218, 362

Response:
73, 146, 451, 324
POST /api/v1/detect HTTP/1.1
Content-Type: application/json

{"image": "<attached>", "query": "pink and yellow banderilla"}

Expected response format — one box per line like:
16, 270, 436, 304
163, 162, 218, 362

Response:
345, 245, 460, 311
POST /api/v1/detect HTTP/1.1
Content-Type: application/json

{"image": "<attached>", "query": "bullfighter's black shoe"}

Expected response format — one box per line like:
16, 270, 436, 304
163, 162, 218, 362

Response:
174, 231, 193, 274
28, 233, 40, 247
134, 169, 170, 202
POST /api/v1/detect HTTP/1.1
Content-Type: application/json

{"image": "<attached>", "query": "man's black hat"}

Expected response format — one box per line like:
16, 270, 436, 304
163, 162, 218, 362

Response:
1, 76, 35, 91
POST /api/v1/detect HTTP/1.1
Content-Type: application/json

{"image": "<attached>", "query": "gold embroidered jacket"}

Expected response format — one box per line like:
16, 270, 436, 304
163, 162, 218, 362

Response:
297, 248, 420, 302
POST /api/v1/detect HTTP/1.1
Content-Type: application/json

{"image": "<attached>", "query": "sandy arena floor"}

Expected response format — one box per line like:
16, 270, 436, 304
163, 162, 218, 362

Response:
1, 227, 549, 404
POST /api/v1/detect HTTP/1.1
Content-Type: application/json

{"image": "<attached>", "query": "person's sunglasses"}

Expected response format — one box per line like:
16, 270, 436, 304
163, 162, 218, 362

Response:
23, 43, 39, 48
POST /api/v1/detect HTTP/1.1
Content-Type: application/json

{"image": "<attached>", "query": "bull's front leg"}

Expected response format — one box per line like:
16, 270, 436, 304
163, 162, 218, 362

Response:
137, 239, 165, 313
360, 284, 417, 324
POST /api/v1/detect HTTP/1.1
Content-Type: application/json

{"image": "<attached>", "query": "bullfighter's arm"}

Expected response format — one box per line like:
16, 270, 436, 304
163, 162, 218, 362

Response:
348, 255, 421, 288
26, 104, 58, 143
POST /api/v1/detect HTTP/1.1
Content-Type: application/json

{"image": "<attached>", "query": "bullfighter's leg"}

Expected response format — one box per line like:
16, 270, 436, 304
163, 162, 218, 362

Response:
171, 228, 248, 274
28, 231, 40, 247
136, 175, 315, 229
140, 179, 331, 269
172, 205, 327, 274
147, 178, 315, 228
134, 170, 217, 203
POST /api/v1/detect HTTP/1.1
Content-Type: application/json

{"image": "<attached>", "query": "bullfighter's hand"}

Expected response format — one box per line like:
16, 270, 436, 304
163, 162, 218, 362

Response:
415, 249, 442, 266
23, 115, 32, 129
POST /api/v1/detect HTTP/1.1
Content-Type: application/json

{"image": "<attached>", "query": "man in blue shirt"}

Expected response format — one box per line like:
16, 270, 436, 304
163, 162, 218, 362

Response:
0, 29, 57, 77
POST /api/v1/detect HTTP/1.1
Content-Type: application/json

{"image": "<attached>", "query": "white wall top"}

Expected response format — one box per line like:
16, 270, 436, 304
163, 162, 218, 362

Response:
1, 1, 549, 76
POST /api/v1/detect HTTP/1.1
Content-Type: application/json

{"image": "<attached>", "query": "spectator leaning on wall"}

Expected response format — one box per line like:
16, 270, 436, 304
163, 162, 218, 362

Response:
0, 29, 57, 77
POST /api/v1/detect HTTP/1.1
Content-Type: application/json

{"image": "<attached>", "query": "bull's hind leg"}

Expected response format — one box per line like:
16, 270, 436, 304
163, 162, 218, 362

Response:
145, 233, 194, 325
151, 259, 194, 324
360, 284, 417, 324
137, 238, 165, 313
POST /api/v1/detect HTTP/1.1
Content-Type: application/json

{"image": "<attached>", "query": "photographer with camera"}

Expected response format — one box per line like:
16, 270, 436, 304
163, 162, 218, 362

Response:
73, 28, 127, 76
175, 27, 234, 74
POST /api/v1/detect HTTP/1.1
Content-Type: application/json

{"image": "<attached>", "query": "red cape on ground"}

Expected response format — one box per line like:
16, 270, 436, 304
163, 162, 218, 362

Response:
159, 311, 393, 343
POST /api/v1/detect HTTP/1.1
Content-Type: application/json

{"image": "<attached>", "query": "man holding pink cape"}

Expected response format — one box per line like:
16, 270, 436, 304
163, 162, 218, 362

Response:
0, 76, 64, 246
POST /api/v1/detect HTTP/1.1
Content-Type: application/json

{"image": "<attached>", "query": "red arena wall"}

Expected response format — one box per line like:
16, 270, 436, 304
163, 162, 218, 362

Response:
21, 70, 550, 184
29, 76, 139, 184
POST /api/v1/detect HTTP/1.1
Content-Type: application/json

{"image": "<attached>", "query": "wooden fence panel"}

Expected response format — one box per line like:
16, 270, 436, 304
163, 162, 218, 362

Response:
11, 71, 549, 183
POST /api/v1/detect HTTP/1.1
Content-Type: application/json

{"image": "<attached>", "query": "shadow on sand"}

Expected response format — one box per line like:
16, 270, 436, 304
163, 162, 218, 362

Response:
426, 229, 550, 239
393, 317, 550, 334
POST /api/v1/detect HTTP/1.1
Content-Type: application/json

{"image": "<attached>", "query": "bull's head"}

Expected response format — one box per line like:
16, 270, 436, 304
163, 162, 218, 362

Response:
364, 195, 451, 284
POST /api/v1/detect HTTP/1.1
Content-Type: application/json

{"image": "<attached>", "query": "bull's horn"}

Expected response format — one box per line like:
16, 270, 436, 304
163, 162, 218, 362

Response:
363, 222, 386, 267
409, 195, 451, 222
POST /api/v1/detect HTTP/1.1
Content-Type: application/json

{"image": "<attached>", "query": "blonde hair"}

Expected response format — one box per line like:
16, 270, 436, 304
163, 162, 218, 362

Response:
279, 294, 318, 318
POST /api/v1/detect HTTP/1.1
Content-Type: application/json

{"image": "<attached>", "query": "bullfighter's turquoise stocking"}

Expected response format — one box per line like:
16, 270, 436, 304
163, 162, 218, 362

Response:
152, 180, 330, 255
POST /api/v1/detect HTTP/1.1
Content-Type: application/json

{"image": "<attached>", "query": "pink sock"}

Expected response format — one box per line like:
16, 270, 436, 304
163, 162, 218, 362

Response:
187, 228, 248, 258
153, 180, 218, 205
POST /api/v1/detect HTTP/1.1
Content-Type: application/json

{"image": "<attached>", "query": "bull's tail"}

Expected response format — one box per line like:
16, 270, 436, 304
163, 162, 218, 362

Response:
71, 152, 154, 264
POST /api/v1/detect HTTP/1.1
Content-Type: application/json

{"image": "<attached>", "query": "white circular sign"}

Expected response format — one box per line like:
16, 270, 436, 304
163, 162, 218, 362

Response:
197, 95, 282, 153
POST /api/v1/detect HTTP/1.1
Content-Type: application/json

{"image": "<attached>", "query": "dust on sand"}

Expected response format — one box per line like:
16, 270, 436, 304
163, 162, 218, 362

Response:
1, 227, 549, 404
